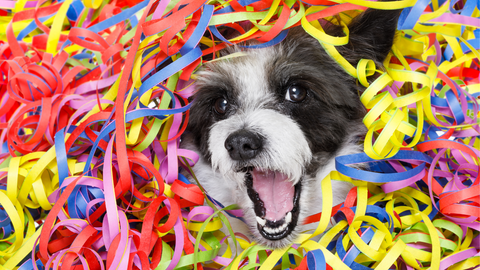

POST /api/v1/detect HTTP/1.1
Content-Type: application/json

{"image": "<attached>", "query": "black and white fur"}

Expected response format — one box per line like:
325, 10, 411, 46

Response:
182, 8, 401, 248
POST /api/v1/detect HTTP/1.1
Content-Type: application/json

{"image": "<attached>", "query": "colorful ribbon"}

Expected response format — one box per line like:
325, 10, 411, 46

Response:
0, 0, 478, 269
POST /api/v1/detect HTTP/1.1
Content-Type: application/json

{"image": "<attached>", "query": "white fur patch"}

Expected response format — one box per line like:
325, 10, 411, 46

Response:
208, 108, 312, 187
187, 133, 359, 248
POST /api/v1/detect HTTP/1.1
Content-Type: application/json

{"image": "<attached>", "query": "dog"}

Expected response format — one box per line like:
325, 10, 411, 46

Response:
182, 8, 401, 248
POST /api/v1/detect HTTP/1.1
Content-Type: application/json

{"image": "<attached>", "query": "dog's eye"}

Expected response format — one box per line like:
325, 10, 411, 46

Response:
285, 85, 307, 102
214, 97, 228, 115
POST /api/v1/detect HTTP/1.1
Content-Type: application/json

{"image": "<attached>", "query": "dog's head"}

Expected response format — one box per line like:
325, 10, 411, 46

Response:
187, 8, 401, 248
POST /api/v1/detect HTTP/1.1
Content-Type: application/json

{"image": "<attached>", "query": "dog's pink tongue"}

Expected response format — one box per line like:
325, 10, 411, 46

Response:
252, 169, 294, 221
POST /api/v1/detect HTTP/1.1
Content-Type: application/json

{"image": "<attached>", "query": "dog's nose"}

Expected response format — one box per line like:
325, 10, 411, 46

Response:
225, 130, 263, 160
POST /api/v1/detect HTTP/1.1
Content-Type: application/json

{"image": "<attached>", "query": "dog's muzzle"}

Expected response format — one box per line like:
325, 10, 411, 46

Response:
224, 129, 301, 241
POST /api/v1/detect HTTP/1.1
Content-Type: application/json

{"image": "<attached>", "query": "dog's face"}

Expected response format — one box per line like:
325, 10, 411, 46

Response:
187, 9, 400, 248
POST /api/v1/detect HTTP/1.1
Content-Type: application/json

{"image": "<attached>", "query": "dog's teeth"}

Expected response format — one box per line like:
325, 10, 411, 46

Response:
264, 227, 274, 234
263, 222, 289, 235
256, 216, 266, 226
285, 212, 292, 224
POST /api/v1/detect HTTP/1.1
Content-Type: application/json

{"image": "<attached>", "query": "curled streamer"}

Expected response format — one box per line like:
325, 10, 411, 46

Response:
0, 0, 478, 269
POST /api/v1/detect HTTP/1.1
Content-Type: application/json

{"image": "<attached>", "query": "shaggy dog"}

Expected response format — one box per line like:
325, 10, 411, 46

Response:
182, 8, 401, 248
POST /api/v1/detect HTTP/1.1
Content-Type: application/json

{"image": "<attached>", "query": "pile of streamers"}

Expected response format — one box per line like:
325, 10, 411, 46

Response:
0, 0, 479, 269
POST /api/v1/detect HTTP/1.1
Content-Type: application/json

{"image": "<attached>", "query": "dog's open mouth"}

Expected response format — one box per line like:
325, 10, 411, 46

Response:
245, 168, 301, 241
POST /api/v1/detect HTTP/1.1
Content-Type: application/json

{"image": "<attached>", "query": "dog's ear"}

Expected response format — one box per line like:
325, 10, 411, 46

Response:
329, 8, 402, 66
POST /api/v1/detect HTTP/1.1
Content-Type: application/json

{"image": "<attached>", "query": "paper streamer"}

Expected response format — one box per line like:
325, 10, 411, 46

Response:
0, 0, 478, 269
